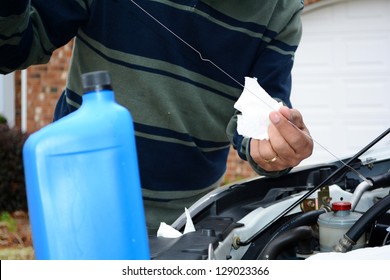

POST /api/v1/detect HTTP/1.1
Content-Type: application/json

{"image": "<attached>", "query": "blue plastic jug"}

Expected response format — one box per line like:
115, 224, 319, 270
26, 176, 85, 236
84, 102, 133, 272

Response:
23, 71, 150, 259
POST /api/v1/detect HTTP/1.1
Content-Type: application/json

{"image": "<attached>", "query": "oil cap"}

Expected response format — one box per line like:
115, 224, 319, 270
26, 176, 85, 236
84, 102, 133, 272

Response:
81, 70, 112, 93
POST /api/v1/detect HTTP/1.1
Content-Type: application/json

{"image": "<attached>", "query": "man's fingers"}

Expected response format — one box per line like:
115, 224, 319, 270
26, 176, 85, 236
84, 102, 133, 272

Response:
269, 107, 313, 159
279, 106, 306, 130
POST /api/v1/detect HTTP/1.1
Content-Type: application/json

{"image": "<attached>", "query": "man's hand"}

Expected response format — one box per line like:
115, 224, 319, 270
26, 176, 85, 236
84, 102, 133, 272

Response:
250, 106, 313, 172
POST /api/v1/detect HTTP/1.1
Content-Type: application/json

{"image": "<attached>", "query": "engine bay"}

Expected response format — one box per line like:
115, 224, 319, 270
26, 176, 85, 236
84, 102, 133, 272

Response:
149, 129, 390, 260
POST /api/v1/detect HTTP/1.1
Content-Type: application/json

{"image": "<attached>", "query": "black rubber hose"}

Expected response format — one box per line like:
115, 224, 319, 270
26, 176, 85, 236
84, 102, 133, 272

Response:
263, 209, 325, 248
273, 209, 326, 236
368, 172, 390, 189
257, 226, 314, 260
256, 210, 325, 259
346, 194, 390, 243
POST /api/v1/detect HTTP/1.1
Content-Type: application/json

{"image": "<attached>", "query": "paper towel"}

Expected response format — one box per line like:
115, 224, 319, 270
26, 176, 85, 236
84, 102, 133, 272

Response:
156, 208, 195, 238
234, 77, 282, 140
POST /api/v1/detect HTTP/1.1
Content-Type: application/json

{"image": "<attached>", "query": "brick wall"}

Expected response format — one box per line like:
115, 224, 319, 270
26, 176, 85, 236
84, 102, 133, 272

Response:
13, 0, 319, 183
14, 43, 73, 132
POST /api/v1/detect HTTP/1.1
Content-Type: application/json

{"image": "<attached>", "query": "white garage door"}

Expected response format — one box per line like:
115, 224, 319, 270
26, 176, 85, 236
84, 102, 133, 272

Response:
0, 73, 15, 127
291, 0, 390, 165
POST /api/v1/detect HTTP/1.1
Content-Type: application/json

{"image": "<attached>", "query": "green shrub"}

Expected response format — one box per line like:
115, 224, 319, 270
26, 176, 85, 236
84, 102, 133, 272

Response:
0, 118, 29, 212
0, 114, 7, 124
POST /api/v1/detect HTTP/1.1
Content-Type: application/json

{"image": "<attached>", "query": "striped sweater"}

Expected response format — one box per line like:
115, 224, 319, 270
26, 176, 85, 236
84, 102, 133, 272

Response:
1, 0, 304, 227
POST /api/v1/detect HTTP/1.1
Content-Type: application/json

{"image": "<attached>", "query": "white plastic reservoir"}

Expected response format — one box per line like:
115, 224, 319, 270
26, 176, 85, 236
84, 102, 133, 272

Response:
317, 202, 365, 252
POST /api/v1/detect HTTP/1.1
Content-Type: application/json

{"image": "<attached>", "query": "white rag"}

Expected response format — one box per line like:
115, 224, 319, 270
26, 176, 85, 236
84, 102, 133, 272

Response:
234, 77, 282, 140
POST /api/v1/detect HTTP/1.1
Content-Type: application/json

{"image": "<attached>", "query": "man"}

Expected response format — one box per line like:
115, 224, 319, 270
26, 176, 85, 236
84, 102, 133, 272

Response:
0, 0, 313, 233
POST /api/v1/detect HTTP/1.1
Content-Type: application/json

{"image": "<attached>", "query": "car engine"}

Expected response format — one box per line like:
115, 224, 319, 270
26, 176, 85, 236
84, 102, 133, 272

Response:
149, 128, 390, 260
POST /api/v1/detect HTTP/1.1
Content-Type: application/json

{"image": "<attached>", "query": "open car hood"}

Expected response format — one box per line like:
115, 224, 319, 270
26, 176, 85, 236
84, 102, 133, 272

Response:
149, 128, 390, 260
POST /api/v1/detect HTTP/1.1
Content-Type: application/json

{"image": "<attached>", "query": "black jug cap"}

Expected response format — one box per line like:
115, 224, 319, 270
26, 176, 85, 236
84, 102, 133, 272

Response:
81, 71, 112, 93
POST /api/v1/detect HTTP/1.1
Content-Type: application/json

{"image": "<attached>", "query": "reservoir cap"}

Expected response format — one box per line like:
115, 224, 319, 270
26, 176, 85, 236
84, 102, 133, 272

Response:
332, 202, 351, 211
